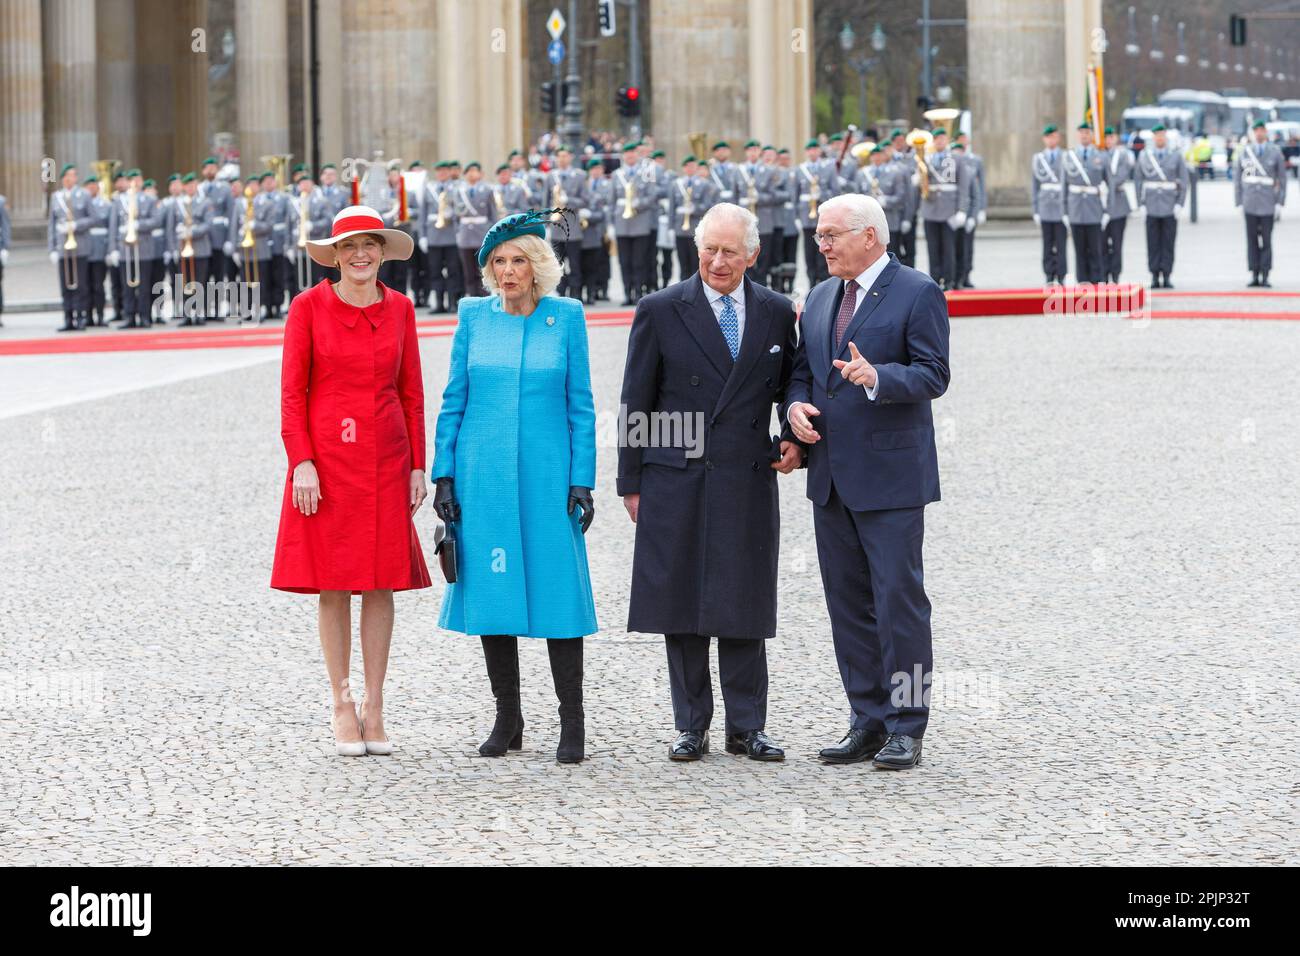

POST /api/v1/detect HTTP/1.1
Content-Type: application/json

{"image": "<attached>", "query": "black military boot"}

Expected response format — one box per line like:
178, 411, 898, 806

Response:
58, 310, 76, 332
1260, 271, 1272, 288
478, 635, 523, 756
547, 637, 585, 764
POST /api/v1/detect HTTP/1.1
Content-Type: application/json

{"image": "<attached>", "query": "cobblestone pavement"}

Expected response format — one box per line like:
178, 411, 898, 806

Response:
2, 308, 1298, 866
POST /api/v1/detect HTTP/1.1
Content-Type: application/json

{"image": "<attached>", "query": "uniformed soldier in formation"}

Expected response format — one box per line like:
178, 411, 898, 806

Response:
855, 144, 909, 263
402, 161, 431, 306
258, 170, 290, 316
81, 177, 111, 326
707, 140, 738, 206
232, 173, 275, 320
109, 168, 163, 329
1235, 118, 1287, 288
666, 154, 713, 281
919, 127, 970, 291
651, 149, 676, 290
107, 170, 128, 320
453, 161, 494, 297
1102, 126, 1136, 283
0, 192, 9, 323
772, 148, 799, 292
199, 158, 236, 301
1031, 124, 1068, 285
169, 172, 212, 325
286, 172, 333, 292
612, 140, 657, 305
376, 161, 417, 297
1135, 123, 1189, 288
419, 160, 463, 312
1063, 122, 1108, 284
888, 129, 920, 268
580, 156, 612, 304
48, 164, 93, 332
493, 162, 533, 220
510, 148, 547, 207
953, 134, 987, 288
795, 137, 839, 285
545, 144, 589, 300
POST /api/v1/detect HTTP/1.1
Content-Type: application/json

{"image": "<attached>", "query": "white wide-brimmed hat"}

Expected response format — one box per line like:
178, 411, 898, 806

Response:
306, 205, 414, 267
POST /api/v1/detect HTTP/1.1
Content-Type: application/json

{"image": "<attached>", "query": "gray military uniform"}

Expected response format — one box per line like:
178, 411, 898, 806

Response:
919, 151, 970, 222
1031, 148, 1068, 282
1236, 139, 1288, 280
1135, 145, 1189, 281
611, 162, 657, 238
453, 182, 494, 250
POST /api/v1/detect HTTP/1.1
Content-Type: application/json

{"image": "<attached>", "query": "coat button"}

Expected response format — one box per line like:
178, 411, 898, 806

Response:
829, 390, 836, 399
765, 377, 774, 387
706, 460, 714, 470
751, 461, 759, 471
750, 418, 759, 429
690, 375, 701, 386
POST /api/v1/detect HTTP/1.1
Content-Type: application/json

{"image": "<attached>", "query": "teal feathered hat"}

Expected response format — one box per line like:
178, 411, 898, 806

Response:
477, 210, 553, 268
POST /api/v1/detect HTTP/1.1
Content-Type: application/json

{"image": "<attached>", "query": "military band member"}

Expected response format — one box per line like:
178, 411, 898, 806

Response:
81, 177, 111, 326
159, 174, 184, 317
258, 171, 290, 316
48, 164, 93, 331
1236, 119, 1287, 287
453, 161, 494, 297
1063, 122, 1108, 284
286, 174, 333, 291
612, 140, 657, 305
545, 144, 589, 300
889, 129, 921, 268
919, 127, 970, 291
1135, 123, 1189, 288
772, 148, 799, 292
953, 134, 986, 288
108, 168, 163, 329
0, 192, 9, 322
855, 145, 908, 263
420, 160, 463, 312
1031, 124, 1068, 285
199, 158, 236, 295
581, 157, 612, 304
651, 149, 676, 290
169, 173, 212, 324
1102, 126, 1137, 283
667, 154, 715, 280
107, 171, 128, 320
231, 174, 275, 320
708, 140, 738, 205
374, 161, 417, 298
797, 138, 839, 285
404, 161, 431, 305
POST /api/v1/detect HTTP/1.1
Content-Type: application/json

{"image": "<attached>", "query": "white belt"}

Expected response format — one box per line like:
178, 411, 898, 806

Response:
1069, 185, 1099, 194
460, 215, 486, 224
150, 229, 163, 236
1144, 181, 1176, 190
272, 223, 287, 230
212, 216, 229, 225
89, 227, 108, 236
929, 183, 957, 192
1038, 183, 1062, 191
1242, 174, 1273, 185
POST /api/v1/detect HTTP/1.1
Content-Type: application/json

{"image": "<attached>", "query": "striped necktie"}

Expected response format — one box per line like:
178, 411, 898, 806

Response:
834, 279, 858, 346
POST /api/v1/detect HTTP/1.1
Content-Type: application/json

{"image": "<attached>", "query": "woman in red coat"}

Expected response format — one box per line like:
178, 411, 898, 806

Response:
271, 205, 432, 757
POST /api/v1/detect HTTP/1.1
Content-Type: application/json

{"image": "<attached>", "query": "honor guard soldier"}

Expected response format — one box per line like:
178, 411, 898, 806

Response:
580, 156, 612, 304
169, 173, 212, 324
81, 177, 111, 326
1135, 123, 1189, 288
745, 140, 791, 284
199, 157, 236, 291
612, 140, 657, 305
1031, 124, 1068, 285
452, 161, 494, 297
772, 148, 799, 292
919, 127, 970, 291
108, 168, 164, 329
1236, 118, 1287, 287
420, 161, 464, 312
231, 173, 276, 320
546, 144, 590, 300
1102, 126, 1137, 283
507, 149, 545, 206
796, 137, 840, 285
0, 192, 9, 322
667, 154, 717, 280
48, 164, 93, 332
635, 141, 664, 293
1063, 122, 1108, 284
953, 134, 986, 288
316, 163, 348, 282
259, 170, 290, 315
160, 173, 184, 317
856, 145, 909, 261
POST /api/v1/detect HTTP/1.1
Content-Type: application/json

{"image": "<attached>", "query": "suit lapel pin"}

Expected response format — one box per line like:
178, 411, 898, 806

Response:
546, 315, 555, 326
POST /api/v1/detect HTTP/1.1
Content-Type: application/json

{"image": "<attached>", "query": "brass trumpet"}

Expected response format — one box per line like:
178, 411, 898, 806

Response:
123, 181, 142, 289
61, 191, 80, 290
179, 194, 195, 288
681, 182, 695, 231
621, 173, 635, 220
808, 174, 821, 219
552, 180, 566, 223
434, 186, 449, 230
241, 185, 260, 289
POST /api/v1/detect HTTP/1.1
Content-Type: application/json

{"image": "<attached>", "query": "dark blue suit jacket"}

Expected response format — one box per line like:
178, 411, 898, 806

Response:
785, 254, 951, 512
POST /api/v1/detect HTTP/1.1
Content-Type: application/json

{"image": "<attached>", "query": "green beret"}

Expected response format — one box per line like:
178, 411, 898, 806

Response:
181, 172, 197, 183
124, 168, 142, 178
409, 160, 423, 169
828, 133, 843, 142
762, 144, 775, 152
1077, 122, 1092, 130
778, 148, 790, 155
586, 157, 603, 169
1150, 123, 1166, 132
507, 149, 521, 158
82, 177, 99, 187
711, 140, 729, 151
292, 162, 308, 172
464, 161, 480, 171
651, 149, 665, 158
259, 170, 275, 180
1252, 119, 1267, 129
744, 139, 761, 148
113, 171, 128, 181
448, 159, 461, 166
621, 140, 639, 152
1103, 126, 1115, 135
143, 178, 156, 188
202, 156, 218, 166
681, 154, 698, 166
804, 138, 820, 149
1042, 124, 1058, 135
167, 173, 181, 182
477, 210, 548, 268
890, 128, 906, 139
495, 163, 510, 174
59, 163, 76, 177
951, 143, 964, 151
320, 162, 336, 171
931, 127, 948, 137
556, 143, 573, 153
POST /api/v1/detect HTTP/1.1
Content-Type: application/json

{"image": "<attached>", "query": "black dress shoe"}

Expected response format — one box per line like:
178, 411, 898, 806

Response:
1248, 274, 1261, 287
872, 733, 923, 770
725, 729, 785, 761
669, 730, 709, 761
819, 727, 888, 764
1261, 274, 1272, 288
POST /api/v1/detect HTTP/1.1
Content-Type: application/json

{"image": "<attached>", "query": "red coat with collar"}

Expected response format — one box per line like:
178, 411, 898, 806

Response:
271, 279, 432, 593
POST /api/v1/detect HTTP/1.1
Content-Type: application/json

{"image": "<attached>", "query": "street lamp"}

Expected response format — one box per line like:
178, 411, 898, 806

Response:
1197, 27, 1209, 71
1175, 22, 1188, 66
1218, 32, 1227, 73
838, 20, 885, 133
1125, 6, 1140, 57
1149, 14, 1163, 61
1263, 44, 1273, 80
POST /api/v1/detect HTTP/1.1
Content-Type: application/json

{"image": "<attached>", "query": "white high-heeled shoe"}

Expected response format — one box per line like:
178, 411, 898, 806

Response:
360, 718, 394, 756
331, 690, 367, 756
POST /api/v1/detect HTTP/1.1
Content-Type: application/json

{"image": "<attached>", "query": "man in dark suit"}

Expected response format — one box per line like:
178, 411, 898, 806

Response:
618, 202, 802, 763
785, 192, 951, 770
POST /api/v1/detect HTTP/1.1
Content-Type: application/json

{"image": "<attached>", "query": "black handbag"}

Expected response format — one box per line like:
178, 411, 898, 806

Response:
433, 521, 458, 584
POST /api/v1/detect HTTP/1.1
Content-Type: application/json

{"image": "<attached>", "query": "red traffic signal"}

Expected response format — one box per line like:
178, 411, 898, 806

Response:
626, 86, 639, 101
616, 84, 641, 117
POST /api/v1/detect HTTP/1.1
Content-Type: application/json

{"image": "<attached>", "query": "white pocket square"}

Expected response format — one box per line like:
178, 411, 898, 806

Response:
769, 344, 781, 353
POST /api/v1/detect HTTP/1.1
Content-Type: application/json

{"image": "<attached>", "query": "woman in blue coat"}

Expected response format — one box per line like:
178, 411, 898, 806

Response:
431, 211, 597, 763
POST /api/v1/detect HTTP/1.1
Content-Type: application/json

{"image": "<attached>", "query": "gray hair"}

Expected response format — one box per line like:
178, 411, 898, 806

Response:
694, 202, 760, 257
818, 193, 890, 250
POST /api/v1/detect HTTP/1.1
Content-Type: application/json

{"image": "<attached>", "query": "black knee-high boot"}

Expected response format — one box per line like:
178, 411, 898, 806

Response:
479, 635, 523, 756
547, 638, 584, 763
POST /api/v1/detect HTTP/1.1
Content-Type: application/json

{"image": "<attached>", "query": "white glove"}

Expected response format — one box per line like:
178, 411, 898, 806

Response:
949, 211, 966, 230
1062, 216, 1071, 230
1275, 204, 1283, 222
0, 248, 8, 265
56, 221, 69, 235
419, 236, 429, 253
964, 215, 977, 233
578, 208, 592, 221
1033, 213, 1041, 226
1174, 204, 1185, 221
1123, 183, 1138, 210
163, 251, 174, 265
284, 248, 294, 260
232, 251, 242, 266
900, 219, 912, 234
49, 251, 59, 265
223, 241, 233, 256
1132, 203, 1146, 219
105, 250, 119, 268
977, 210, 986, 225
1101, 214, 1111, 229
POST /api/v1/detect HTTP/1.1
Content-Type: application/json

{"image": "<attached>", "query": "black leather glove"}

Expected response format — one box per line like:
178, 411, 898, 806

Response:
433, 477, 460, 522
567, 485, 594, 534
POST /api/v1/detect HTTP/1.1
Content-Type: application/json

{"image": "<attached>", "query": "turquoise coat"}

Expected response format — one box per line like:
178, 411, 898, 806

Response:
431, 294, 597, 639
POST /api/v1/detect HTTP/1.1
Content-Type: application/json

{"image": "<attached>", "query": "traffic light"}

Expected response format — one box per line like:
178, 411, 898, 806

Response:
1230, 14, 1247, 47
541, 81, 557, 114
616, 85, 641, 118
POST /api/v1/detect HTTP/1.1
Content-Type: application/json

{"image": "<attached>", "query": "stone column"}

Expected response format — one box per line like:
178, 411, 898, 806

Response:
747, 0, 813, 153
0, 0, 46, 226
966, 0, 1067, 214
172, 0, 210, 169
42, 0, 99, 176
435, 0, 524, 169
236, 0, 290, 167
306, 0, 344, 169
96, 0, 137, 170
650, 0, 748, 165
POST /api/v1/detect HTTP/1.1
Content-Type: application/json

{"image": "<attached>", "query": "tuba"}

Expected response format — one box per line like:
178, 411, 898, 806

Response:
687, 131, 709, 162
261, 154, 293, 192
907, 128, 934, 200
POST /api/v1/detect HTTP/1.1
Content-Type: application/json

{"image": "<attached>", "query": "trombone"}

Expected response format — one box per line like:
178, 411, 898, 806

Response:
179, 195, 196, 289
60, 191, 80, 290
123, 181, 142, 288
295, 192, 312, 290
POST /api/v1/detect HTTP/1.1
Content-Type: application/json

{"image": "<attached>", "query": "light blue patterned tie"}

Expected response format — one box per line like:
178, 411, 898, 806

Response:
719, 293, 740, 359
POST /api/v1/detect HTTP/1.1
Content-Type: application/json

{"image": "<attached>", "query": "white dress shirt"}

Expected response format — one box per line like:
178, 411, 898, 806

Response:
843, 253, 890, 401
702, 278, 746, 344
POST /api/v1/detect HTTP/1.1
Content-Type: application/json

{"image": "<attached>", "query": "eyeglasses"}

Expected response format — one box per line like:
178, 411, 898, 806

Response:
812, 227, 865, 248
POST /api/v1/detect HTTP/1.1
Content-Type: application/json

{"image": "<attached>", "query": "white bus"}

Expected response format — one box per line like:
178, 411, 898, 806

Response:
1157, 89, 1232, 136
